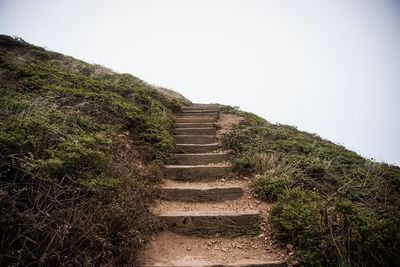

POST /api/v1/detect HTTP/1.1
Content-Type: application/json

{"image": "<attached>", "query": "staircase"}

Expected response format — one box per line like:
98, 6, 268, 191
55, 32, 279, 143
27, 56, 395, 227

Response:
137, 104, 287, 267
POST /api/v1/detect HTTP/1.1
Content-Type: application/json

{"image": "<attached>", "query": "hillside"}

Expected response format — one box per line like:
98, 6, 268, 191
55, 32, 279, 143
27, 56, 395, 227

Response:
0, 35, 189, 265
1, 35, 399, 266
221, 107, 400, 266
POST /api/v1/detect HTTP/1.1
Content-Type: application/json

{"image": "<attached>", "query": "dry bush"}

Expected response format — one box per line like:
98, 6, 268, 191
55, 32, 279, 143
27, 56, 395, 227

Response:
0, 133, 160, 266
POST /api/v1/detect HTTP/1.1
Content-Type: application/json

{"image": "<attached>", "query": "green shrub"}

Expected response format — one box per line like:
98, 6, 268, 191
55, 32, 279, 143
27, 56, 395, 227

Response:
270, 188, 328, 266
252, 173, 290, 201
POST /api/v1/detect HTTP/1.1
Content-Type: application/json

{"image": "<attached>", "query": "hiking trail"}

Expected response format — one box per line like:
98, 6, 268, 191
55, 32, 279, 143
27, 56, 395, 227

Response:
137, 104, 291, 267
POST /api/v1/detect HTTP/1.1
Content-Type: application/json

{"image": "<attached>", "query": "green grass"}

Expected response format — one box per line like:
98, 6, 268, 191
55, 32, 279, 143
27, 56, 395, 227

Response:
0, 35, 190, 265
221, 106, 400, 266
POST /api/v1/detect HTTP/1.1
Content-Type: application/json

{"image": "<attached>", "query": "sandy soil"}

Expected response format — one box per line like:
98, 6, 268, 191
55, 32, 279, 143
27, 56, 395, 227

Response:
216, 113, 243, 140
137, 231, 288, 266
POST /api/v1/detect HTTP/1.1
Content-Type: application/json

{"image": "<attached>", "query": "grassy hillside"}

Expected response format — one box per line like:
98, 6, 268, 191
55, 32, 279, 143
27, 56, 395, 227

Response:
2, 34, 399, 266
221, 106, 400, 266
0, 35, 189, 265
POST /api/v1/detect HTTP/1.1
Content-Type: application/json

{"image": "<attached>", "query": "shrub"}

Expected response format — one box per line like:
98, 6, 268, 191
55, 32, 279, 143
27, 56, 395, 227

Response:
252, 173, 290, 202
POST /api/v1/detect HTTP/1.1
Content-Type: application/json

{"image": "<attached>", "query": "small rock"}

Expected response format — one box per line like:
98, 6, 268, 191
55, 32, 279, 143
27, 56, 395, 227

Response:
245, 255, 250, 259
221, 248, 227, 252
235, 243, 243, 249
257, 233, 265, 239
291, 260, 300, 267
215, 233, 221, 238
286, 243, 294, 251
187, 247, 191, 251
289, 252, 294, 256
255, 200, 261, 204
220, 178, 226, 182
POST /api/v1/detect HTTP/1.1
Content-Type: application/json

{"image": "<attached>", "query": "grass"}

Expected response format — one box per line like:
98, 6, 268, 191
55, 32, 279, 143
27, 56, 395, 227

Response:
0, 35, 190, 265
221, 106, 400, 266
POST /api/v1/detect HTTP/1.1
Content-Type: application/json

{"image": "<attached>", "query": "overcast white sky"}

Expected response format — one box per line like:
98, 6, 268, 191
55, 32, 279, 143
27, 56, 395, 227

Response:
1, 0, 399, 166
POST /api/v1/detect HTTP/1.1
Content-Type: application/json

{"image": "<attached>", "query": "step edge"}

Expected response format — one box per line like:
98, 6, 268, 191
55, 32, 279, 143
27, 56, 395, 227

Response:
175, 143, 220, 146
165, 165, 232, 168
157, 210, 260, 217
139, 261, 287, 267
161, 185, 243, 190
173, 152, 228, 156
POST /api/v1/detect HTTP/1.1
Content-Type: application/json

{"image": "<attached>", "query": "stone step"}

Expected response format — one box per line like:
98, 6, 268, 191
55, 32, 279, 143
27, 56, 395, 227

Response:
174, 122, 215, 128
174, 152, 229, 165
174, 135, 217, 144
175, 143, 220, 153
174, 117, 217, 123
158, 210, 259, 234
165, 165, 232, 180
161, 182, 243, 202
137, 232, 287, 267
174, 127, 216, 135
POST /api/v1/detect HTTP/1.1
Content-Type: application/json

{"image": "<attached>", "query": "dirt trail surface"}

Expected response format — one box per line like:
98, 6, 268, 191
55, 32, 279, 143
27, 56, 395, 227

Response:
137, 105, 290, 266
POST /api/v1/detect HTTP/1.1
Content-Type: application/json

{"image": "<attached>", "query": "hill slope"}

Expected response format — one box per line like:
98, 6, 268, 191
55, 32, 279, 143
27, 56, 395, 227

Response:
221, 107, 400, 266
1, 35, 399, 266
0, 35, 189, 265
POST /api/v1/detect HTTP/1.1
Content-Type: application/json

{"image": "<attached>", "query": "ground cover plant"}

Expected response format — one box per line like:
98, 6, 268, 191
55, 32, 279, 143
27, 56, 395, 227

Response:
0, 35, 189, 265
221, 106, 400, 266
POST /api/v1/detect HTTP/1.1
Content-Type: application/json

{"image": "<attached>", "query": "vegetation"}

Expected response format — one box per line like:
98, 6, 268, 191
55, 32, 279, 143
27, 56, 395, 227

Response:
2, 33, 399, 266
222, 106, 400, 266
0, 35, 189, 265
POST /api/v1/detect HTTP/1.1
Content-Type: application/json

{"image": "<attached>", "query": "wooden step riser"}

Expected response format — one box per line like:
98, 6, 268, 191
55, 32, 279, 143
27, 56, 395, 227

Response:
174, 128, 216, 135
161, 187, 243, 202
174, 118, 217, 123
174, 123, 214, 128
166, 166, 232, 180
159, 212, 259, 234
174, 153, 229, 165
175, 144, 220, 153
182, 106, 218, 111
174, 135, 216, 144
177, 113, 219, 118
176, 114, 219, 119
180, 110, 219, 114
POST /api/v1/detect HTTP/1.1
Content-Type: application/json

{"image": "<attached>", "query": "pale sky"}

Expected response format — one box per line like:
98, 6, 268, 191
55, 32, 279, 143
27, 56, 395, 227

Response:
1, 0, 399, 166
